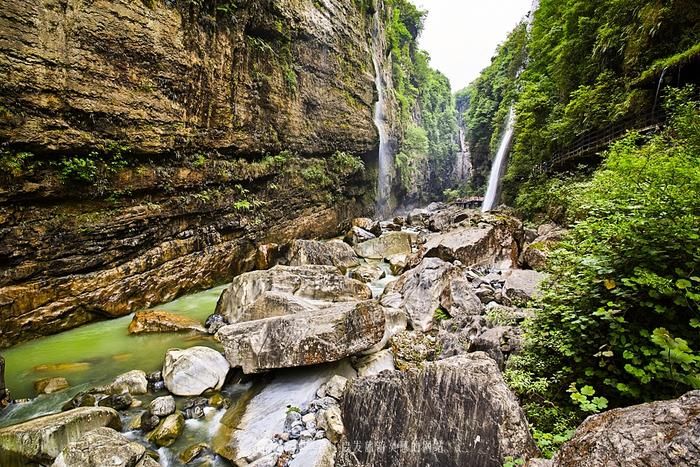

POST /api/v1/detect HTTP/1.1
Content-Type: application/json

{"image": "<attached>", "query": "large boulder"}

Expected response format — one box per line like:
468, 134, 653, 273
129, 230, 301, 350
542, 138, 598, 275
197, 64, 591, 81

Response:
285, 239, 360, 273
216, 301, 385, 373
353, 232, 412, 260
552, 390, 700, 466
0, 407, 122, 464
520, 225, 566, 271
103, 370, 148, 395
382, 258, 482, 331
213, 361, 356, 464
163, 346, 230, 396
215, 265, 371, 323
336, 353, 538, 466
127, 310, 206, 335
148, 412, 185, 447
421, 218, 521, 269
503, 269, 546, 306
52, 427, 158, 467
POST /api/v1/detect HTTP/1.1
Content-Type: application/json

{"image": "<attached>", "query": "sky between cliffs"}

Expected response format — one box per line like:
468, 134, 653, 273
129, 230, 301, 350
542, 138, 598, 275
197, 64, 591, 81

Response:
415, 0, 533, 91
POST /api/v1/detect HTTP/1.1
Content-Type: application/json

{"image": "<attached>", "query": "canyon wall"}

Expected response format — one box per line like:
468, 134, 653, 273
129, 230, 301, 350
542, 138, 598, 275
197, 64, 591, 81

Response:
0, 0, 391, 347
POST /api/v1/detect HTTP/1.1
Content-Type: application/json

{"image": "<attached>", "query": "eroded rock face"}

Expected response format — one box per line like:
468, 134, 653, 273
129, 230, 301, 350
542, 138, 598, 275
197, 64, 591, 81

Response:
215, 265, 371, 324
552, 390, 700, 466
336, 353, 538, 467
162, 347, 230, 396
0, 1, 377, 155
0, 0, 386, 349
128, 310, 206, 335
0, 407, 122, 464
216, 301, 385, 373
286, 240, 360, 273
52, 427, 157, 467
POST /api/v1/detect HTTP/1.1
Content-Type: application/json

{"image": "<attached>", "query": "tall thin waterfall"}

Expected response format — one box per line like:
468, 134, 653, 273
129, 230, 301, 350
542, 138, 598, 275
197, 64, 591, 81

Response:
482, 107, 516, 212
371, 11, 392, 218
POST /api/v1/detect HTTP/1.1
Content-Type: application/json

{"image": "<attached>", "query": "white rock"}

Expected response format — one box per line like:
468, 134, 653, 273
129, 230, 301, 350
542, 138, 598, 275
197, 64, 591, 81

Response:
288, 439, 336, 467
321, 375, 348, 400
317, 405, 344, 443
162, 346, 230, 396
105, 370, 148, 395
149, 396, 176, 417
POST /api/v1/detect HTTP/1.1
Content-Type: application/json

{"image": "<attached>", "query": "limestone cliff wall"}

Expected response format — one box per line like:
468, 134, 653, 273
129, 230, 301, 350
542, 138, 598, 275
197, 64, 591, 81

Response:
0, 0, 389, 347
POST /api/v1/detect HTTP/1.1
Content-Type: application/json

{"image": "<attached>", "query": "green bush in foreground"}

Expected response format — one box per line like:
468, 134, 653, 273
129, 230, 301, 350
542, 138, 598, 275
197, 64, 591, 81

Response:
507, 89, 700, 456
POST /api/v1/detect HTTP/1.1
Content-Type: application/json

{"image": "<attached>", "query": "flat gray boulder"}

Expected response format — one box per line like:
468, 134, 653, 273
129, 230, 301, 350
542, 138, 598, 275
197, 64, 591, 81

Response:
215, 265, 371, 323
0, 407, 122, 464
52, 427, 158, 467
216, 301, 385, 373
163, 346, 230, 396
353, 232, 412, 260
286, 239, 360, 273
336, 353, 538, 466
552, 390, 700, 466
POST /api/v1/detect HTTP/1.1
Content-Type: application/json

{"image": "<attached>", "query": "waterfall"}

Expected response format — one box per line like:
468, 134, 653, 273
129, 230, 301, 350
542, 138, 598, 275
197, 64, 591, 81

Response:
482, 106, 516, 212
652, 67, 668, 118
452, 126, 472, 182
371, 11, 392, 218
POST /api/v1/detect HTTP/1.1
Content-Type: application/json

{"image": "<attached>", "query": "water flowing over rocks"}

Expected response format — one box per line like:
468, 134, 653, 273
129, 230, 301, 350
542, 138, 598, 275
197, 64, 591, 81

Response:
217, 301, 386, 373
550, 390, 700, 466
52, 427, 158, 467
213, 361, 356, 464
127, 310, 206, 335
0, 407, 122, 464
162, 346, 230, 396
215, 265, 371, 323
147, 412, 185, 447
336, 353, 538, 466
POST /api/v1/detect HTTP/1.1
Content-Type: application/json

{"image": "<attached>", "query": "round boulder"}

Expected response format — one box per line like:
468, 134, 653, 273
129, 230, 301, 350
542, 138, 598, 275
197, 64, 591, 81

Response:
163, 347, 230, 396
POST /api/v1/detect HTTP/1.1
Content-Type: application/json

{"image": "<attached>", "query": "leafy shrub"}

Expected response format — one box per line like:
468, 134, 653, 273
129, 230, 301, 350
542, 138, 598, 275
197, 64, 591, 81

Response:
508, 91, 700, 448
328, 151, 364, 177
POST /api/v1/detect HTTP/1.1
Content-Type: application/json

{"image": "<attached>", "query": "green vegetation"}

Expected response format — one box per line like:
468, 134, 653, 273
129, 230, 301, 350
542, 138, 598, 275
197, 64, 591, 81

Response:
385, 0, 459, 201
59, 142, 129, 184
457, 0, 700, 208
506, 93, 700, 455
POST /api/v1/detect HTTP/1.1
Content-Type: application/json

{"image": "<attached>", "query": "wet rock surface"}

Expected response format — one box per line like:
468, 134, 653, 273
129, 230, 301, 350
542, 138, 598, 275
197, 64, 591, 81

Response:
33, 377, 70, 395
127, 310, 206, 335
336, 353, 538, 467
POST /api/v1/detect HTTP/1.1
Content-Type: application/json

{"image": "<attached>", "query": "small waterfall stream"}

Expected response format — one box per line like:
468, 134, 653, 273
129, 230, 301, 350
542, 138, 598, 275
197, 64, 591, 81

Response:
371, 10, 393, 218
482, 107, 516, 212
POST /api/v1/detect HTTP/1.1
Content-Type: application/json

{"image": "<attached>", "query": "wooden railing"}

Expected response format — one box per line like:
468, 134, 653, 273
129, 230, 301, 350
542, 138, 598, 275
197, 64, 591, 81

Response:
537, 111, 667, 173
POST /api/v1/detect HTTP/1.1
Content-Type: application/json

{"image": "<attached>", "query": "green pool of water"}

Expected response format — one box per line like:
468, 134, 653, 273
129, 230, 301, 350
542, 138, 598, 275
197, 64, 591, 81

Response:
2, 284, 228, 400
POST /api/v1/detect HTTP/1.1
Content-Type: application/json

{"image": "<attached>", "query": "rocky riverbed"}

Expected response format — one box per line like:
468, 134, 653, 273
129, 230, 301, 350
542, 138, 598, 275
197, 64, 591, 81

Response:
1, 203, 698, 466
